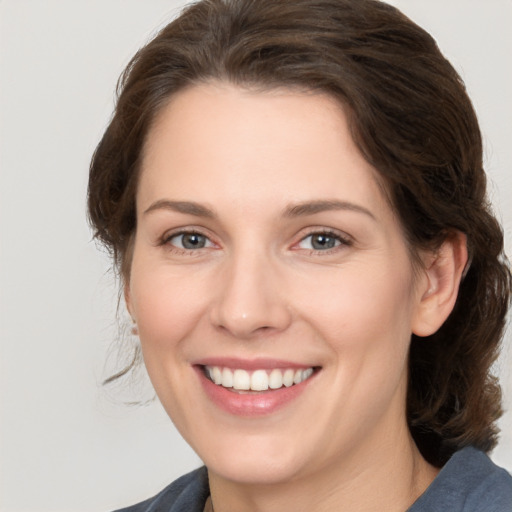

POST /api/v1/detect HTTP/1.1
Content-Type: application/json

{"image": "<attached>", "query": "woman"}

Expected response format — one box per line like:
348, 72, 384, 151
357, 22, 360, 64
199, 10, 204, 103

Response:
88, 0, 512, 510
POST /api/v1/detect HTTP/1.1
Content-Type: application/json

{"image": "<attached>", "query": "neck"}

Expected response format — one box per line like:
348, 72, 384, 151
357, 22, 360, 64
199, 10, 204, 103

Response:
208, 423, 438, 512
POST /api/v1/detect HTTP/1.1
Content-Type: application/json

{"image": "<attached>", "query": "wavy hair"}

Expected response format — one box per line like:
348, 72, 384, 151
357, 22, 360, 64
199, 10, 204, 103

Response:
88, 0, 511, 466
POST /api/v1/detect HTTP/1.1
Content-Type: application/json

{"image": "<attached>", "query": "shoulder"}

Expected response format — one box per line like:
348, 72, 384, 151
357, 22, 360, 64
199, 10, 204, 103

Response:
409, 446, 512, 512
112, 467, 210, 512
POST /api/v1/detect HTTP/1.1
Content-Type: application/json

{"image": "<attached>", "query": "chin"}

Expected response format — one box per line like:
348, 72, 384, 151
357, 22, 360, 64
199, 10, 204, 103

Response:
207, 452, 305, 485
193, 430, 310, 485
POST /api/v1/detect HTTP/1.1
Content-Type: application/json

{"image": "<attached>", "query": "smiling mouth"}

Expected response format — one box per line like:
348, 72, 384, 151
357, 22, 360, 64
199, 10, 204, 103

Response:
202, 365, 318, 392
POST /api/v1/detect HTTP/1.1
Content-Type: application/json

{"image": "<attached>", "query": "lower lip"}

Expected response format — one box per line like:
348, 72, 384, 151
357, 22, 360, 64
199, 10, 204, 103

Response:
195, 367, 316, 417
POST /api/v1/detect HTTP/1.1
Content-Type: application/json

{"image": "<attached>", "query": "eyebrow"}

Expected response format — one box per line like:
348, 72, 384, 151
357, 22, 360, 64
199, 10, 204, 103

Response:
283, 200, 376, 220
144, 200, 216, 218
143, 198, 376, 220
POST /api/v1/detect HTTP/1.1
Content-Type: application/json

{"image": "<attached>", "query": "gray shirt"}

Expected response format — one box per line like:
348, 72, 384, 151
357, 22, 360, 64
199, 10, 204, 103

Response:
114, 446, 512, 511
408, 446, 512, 511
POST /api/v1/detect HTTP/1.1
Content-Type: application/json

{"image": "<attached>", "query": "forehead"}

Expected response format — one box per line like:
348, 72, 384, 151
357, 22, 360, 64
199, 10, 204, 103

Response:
138, 82, 389, 217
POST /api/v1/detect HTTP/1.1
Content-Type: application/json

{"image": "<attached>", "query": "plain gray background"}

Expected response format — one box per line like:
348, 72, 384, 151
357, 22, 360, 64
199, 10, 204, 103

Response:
0, 1, 510, 511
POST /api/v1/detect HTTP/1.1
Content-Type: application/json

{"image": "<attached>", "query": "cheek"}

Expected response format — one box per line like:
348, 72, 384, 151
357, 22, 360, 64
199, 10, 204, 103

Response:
297, 261, 416, 347
127, 257, 211, 429
297, 262, 416, 416
128, 257, 209, 355
306, 265, 416, 417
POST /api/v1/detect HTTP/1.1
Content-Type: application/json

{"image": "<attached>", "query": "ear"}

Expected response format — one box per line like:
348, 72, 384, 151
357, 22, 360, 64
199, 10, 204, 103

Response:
412, 232, 468, 337
124, 282, 139, 335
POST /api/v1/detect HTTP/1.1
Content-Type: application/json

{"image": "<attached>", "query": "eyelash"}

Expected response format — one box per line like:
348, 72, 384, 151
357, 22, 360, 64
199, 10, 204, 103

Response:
159, 230, 215, 255
294, 229, 353, 254
159, 228, 353, 255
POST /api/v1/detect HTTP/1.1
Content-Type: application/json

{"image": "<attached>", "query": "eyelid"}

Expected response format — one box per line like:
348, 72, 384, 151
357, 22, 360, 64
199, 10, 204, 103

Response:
159, 226, 218, 250
170, 232, 215, 249
292, 227, 353, 252
156, 225, 352, 254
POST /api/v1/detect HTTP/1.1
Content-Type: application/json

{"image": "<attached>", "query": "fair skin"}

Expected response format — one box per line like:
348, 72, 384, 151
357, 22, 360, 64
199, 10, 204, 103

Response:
126, 82, 467, 512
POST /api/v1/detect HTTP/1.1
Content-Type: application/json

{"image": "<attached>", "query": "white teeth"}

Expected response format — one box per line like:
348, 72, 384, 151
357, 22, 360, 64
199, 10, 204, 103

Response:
303, 367, 314, 380
283, 369, 295, 387
212, 366, 222, 385
268, 368, 283, 389
233, 369, 251, 390
251, 370, 269, 391
221, 367, 233, 388
205, 366, 315, 391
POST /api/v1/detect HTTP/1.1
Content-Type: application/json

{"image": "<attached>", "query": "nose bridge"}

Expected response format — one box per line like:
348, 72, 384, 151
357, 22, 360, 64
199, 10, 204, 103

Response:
211, 241, 291, 338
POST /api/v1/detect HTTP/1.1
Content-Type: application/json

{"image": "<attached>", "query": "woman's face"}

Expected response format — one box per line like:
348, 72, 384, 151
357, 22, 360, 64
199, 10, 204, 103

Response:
127, 83, 430, 485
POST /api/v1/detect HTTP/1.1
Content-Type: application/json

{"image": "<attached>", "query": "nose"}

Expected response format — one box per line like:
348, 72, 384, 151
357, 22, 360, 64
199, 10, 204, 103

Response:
210, 249, 292, 339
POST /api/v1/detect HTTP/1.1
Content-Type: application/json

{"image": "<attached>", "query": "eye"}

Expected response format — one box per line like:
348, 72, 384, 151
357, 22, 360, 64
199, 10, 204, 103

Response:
166, 232, 214, 250
296, 231, 350, 251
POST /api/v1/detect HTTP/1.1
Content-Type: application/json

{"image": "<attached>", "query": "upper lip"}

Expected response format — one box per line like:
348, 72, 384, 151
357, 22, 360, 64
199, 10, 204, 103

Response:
192, 357, 318, 371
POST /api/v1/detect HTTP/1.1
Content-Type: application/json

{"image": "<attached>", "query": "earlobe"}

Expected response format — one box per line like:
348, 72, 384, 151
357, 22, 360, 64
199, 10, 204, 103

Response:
124, 283, 139, 335
412, 232, 468, 337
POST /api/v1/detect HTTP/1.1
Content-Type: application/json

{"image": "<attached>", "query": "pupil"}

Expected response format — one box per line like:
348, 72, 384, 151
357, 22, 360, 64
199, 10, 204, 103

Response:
182, 233, 205, 249
312, 234, 336, 250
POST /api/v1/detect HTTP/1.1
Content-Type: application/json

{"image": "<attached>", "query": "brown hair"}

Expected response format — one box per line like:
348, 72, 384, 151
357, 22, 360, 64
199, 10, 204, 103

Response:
88, 0, 511, 466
